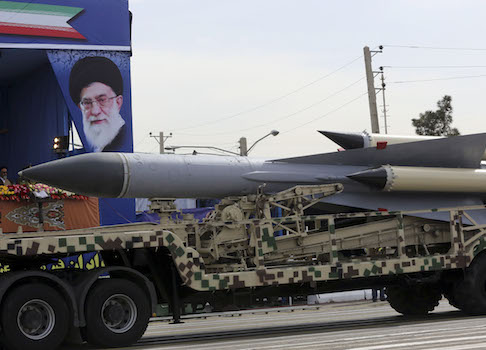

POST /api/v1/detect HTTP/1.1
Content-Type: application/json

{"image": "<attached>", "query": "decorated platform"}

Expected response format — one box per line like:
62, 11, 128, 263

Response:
0, 184, 99, 233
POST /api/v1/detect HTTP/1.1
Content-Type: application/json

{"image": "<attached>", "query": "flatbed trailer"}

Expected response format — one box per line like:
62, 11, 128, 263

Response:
0, 184, 486, 349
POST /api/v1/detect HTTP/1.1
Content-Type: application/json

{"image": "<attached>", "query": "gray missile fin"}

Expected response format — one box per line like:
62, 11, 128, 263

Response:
241, 171, 320, 183
273, 133, 486, 169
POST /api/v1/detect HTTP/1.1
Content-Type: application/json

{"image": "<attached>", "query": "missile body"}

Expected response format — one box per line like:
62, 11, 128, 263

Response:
319, 130, 441, 149
320, 130, 486, 161
19, 152, 360, 198
349, 165, 486, 193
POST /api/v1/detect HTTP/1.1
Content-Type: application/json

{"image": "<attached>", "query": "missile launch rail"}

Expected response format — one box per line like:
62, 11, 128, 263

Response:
1, 184, 486, 349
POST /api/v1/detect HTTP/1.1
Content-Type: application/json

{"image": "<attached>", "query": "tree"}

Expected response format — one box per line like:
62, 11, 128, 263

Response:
412, 95, 460, 136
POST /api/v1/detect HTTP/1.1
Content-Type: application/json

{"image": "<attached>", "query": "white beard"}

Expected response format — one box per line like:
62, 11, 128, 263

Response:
83, 111, 125, 152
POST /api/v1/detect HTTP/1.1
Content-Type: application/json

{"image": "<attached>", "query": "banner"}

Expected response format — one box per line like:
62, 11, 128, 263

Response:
47, 50, 135, 225
47, 50, 133, 153
0, 0, 130, 51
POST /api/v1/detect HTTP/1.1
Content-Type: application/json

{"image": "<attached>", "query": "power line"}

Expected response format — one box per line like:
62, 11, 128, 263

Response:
239, 77, 365, 133
388, 74, 486, 84
148, 93, 367, 151
178, 76, 365, 137
384, 65, 486, 69
281, 92, 368, 134
171, 55, 363, 132
383, 45, 486, 51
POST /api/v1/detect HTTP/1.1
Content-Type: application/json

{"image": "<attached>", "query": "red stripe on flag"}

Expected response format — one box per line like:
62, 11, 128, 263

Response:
0, 22, 85, 39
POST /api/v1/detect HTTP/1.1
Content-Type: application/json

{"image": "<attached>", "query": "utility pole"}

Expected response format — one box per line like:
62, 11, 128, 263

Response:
239, 137, 248, 156
149, 132, 172, 154
379, 68, 389, 134
159, 132, 165, 154
363, 46, 382, 134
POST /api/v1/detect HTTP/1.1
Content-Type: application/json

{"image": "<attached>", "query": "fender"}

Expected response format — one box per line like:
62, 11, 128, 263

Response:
75, 266, 158, 327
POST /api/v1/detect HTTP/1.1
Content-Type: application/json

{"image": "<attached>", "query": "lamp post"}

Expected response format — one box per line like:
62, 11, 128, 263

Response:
165, 130, 279, 157
165, 145, 240, 156
242, 130, 279, 156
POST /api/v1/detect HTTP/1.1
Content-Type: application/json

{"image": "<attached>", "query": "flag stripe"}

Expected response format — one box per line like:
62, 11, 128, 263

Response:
0, 1, 82, 18
0, 22, 85, 39
0, 11, 71, 27
0, 43, 131, 51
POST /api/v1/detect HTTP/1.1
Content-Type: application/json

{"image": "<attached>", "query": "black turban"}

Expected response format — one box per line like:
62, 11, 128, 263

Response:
69, 56, 123, 105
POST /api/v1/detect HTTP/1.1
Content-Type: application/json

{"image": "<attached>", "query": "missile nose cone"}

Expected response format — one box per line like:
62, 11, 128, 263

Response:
19, 153, 126, 197
318, 130, 364, 149
347, 167, 388, 190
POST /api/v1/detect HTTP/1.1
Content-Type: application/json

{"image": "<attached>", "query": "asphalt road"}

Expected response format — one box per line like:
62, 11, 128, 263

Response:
65, 300, 486, 350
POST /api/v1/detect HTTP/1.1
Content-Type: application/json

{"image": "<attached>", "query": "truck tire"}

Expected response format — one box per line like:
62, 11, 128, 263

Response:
85, 278, 151, 348
386, 284, 441, 316
442, 282, 465, 310
451, 255, 486, 315
0, 283, 70, 350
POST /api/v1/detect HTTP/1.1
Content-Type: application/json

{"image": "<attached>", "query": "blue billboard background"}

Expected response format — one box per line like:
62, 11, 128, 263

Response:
0, 0, 135, 226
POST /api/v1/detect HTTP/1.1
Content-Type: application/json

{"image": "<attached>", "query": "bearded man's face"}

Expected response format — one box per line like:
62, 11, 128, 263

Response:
79, 82, 125, 152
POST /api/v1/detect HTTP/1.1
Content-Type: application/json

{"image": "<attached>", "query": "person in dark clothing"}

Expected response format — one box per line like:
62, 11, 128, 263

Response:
0, 166, 11, 186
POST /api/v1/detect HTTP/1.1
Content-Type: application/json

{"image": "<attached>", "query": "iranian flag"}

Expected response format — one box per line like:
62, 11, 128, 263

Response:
0, 1, 85, 39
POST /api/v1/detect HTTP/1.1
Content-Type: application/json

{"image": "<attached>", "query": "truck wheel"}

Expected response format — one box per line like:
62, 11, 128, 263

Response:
442, 282, 465, 310
386, 284, 441, 316
0, 283, 70, 350
85, 278, 151, 348
451, 255, 486, 315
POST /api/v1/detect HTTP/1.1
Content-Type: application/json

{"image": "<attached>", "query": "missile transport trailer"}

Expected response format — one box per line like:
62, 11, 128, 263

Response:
1, 184, 486, 349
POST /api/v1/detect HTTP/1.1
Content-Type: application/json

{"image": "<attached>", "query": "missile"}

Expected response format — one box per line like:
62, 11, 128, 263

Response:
319, 130, 442, 149
18, 152, 359, 198
348, 165, 486, 192
320, 130, 486, 161
18, 133, 486, 224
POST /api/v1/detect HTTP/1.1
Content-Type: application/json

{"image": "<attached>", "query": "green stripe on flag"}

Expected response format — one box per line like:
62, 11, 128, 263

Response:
0, 1, 83, 18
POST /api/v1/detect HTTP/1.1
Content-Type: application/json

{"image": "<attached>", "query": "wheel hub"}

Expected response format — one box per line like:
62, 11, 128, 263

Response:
17, 299, 56, 340
103, 301, 125, 327
20, 307, 43, 331
101, 294, 137, 334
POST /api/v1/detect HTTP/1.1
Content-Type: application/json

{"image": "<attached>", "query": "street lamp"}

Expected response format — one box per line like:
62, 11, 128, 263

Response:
165, 145, 240, 156
242, 130, 279, 156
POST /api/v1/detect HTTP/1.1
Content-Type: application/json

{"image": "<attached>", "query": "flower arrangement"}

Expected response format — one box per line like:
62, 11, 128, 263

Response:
0, 184, 88, 201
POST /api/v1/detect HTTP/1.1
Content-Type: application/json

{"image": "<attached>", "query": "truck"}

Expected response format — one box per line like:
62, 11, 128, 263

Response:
0, 183, 485, 349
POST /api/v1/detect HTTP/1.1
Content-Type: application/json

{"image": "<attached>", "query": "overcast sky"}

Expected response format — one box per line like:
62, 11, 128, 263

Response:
128, 0, 486, 158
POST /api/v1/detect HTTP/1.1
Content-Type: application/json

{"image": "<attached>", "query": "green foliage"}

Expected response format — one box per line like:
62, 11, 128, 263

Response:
412, 95, 460, 136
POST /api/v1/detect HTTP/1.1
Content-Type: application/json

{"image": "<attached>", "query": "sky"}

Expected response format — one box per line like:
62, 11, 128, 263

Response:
128, 0, 486, 158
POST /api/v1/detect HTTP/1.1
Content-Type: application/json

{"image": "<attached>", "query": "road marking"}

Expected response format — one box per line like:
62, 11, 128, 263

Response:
347, 334, 486, 350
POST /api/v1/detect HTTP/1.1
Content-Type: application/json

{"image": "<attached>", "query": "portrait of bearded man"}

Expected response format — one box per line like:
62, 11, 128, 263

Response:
69, 56, 126, 152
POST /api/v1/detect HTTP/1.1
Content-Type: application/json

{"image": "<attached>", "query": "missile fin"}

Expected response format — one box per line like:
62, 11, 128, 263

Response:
274, 133, 486, 169
241, 171, 320, 183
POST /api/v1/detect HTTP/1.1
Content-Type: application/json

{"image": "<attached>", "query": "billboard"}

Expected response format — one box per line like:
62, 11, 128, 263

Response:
0, 0, 135, 225
0, 0, 130, 51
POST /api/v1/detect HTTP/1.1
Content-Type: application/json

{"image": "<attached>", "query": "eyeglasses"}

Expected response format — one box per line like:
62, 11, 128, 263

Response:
80, 96, 118, 110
